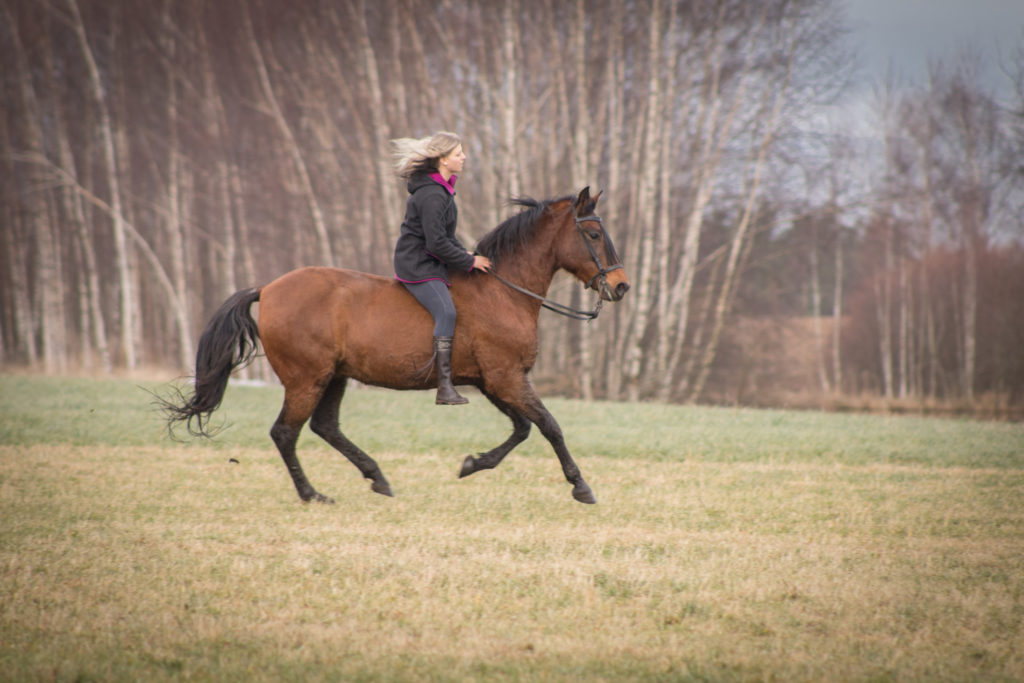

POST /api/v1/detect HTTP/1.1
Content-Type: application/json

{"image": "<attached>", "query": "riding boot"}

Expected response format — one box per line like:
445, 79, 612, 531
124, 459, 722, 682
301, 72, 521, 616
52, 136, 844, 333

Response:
433, 336, 468, 405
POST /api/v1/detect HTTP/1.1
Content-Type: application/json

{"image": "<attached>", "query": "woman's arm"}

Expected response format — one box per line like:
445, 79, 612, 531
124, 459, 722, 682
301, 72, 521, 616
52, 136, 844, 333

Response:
420, 193, 475, 271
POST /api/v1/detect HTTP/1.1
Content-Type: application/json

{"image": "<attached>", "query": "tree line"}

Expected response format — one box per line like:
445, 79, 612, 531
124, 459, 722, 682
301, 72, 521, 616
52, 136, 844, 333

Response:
2, 0, 1023, 407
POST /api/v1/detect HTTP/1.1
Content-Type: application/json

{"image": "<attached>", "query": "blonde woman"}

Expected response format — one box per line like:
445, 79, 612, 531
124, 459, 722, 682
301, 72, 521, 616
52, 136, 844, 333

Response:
392, 132, 492, 405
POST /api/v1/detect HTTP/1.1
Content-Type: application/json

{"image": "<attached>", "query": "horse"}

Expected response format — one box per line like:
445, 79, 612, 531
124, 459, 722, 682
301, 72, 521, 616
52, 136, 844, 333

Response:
162, 187, 629, 504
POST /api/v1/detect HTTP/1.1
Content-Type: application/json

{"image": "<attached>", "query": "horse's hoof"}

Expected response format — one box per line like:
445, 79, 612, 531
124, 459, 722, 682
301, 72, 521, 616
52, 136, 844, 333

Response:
371, 480, 394, 497
304, 492, 335, 504
458, 455, 477, 479
572, 482, 597, 504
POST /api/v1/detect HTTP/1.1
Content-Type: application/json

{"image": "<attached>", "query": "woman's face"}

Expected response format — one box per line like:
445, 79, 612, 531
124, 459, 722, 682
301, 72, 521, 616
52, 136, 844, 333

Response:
441, 144, 466, 175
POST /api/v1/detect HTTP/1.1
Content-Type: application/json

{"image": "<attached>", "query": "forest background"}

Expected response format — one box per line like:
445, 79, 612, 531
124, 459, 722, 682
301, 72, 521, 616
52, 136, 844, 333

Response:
2, 0, 1023, 414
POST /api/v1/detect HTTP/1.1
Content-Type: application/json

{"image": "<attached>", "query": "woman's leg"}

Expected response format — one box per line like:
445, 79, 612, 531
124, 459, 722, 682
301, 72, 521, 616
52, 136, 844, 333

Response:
403, 280, 456, 337
402, 280, 466, 404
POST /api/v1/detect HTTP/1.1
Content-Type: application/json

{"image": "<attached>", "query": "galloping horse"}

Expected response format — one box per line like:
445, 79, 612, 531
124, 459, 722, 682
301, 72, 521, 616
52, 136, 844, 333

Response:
163, 187, 629, 504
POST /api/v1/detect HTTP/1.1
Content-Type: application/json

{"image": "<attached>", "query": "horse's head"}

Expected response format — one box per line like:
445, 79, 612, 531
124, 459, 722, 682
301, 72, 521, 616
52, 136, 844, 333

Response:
559, 187, 630, 302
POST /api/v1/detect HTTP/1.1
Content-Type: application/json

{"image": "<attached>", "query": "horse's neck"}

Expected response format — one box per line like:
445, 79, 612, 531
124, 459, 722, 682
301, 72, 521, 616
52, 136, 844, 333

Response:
502, 222, 560, 296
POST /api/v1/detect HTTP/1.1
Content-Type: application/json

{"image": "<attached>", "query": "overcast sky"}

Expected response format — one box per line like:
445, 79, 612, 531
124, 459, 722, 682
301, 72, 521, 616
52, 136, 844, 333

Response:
843, 0, 1024, 92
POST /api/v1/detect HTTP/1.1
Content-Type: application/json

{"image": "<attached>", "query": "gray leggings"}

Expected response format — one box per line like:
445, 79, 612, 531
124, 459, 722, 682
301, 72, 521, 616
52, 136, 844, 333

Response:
403, 279, 457, 337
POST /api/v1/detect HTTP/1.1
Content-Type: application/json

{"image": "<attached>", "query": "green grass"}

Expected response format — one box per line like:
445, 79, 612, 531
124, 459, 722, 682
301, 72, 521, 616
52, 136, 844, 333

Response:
1, 375, 1023, 681
2, 374, 1021, 467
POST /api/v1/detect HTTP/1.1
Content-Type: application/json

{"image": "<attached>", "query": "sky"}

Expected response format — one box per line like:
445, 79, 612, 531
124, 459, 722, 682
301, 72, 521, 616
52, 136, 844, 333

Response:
843, 0, 1024, 92
794, 2, 1024, 216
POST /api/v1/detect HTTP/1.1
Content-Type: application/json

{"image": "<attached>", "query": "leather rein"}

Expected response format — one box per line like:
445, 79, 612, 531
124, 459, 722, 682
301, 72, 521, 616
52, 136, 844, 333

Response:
487, 214, 623, 322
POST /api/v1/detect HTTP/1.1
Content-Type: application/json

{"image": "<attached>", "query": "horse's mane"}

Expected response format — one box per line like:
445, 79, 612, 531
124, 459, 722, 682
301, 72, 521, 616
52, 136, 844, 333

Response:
475, 195, 574, 264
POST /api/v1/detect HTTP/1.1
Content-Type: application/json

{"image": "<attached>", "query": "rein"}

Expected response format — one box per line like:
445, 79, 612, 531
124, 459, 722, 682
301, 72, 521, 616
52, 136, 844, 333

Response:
487, 214, 622, 322
489, 270, 605, 321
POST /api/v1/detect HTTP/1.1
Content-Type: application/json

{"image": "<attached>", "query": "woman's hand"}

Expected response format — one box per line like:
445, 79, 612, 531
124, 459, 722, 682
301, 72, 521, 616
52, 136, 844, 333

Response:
471, 254, 492, 272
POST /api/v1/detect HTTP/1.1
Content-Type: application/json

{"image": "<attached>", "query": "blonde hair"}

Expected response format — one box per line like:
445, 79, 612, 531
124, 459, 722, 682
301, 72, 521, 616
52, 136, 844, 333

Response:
391, 131, 462, 179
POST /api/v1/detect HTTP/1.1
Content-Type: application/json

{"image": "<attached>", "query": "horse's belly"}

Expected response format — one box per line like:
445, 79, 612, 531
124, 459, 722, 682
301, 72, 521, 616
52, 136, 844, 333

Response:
341, 346, 435, 390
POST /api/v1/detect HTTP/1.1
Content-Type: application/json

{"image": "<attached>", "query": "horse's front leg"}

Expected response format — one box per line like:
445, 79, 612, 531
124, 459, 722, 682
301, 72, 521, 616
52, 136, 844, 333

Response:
524, 397, 596, 504
458, 390, 531, 478
509, 381, 596, 504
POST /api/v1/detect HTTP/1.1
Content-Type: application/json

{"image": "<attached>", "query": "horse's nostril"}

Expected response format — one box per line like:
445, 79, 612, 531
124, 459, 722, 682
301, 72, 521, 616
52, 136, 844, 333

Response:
616, 282, 630, 299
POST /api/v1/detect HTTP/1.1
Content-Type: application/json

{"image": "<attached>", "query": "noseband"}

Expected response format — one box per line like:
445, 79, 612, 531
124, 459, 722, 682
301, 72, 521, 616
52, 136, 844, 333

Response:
576, 215, 624, 292
488, 212, 623, 321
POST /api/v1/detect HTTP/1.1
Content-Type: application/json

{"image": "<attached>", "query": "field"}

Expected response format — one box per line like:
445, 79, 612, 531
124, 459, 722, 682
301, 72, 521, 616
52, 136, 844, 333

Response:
2, 375, 1023, 681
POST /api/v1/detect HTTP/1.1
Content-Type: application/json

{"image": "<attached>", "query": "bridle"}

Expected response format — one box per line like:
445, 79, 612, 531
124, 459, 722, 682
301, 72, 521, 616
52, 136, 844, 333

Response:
488, 213, 623, 322
576, 214, 623, 291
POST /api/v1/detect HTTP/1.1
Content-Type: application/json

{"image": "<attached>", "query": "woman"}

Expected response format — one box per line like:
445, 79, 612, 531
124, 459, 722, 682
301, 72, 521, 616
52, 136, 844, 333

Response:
392, 131, 492, 405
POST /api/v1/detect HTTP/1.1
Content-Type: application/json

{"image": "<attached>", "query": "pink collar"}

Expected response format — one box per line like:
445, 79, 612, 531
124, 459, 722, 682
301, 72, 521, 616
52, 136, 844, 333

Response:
429, 172, 457, 195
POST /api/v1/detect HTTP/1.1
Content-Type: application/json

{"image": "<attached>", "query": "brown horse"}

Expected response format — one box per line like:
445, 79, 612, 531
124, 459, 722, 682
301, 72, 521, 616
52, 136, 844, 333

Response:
163, 187, 629, 504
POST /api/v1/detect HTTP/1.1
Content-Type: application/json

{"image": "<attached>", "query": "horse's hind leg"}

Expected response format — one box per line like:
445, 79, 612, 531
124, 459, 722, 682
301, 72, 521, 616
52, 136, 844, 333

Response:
458, 390, 532, 478
270, 381, 333, 504
310, 377, 393, 497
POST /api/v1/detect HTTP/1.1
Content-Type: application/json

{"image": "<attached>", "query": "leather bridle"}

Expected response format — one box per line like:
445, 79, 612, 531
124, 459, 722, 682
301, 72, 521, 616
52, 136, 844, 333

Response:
488, 212, 623, 321
576, 214, 623, 292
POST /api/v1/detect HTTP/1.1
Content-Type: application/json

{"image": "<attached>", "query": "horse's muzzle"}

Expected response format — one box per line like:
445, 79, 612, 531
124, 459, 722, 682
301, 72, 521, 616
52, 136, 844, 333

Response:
600, 280, 630, 302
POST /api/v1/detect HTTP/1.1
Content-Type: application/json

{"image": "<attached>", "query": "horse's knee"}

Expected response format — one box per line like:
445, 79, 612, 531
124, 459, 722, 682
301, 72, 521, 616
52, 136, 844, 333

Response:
270, 421, 298, 449
512, 419, 532, 441
309, 415, 335, 440
535, 416, 563, 443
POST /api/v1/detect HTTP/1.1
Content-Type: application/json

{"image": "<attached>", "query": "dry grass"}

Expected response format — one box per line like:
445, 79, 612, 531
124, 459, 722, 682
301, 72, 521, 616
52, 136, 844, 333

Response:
2, 436, 1023, 681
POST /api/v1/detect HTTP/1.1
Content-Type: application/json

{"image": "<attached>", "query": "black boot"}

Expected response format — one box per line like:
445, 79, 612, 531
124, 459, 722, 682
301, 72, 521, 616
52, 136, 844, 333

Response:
433, 336, 468, 405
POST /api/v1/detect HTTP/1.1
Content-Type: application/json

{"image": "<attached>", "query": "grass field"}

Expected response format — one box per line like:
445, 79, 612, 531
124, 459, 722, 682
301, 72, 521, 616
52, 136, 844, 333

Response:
1, 375, 1023, 681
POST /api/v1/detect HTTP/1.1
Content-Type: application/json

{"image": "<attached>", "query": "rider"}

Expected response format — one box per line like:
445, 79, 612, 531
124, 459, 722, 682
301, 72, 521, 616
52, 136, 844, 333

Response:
391, 132, 492, 405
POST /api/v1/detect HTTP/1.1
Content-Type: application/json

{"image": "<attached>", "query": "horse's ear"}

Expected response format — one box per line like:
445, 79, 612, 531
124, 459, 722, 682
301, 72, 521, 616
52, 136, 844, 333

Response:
575, 186, 602, 215
575, 186, 591, 214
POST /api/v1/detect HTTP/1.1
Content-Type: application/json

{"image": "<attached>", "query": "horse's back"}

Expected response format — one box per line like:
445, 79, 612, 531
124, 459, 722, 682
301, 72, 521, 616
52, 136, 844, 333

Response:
257, 266, 435, 386
260, 267, 380, 334
261, 266, 388, 300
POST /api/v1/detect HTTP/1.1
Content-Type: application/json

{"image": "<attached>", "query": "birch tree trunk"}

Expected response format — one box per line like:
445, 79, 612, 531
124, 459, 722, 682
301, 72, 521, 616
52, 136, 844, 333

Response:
897, 250, 909, 398
56, 101, 110, 373
9, 5, 65, 372
687, 61, 790, 402
957, 130, 984, 404
502, 0, 521, 200
913, 116, 939, 398
600, 0, 632, 399
875, 218, 895, 398
651, 0, 681, 389
0, 104, 37, 364
67, 0, 136, 369
659, 3, 758, 401
623, 0, 665, 401
570, 0, 594, 400
353, 0, 400, 251
832, 225, 844, 392
242, 4, 335, 267
161, 2, 194, 371
809, 218, 831, 392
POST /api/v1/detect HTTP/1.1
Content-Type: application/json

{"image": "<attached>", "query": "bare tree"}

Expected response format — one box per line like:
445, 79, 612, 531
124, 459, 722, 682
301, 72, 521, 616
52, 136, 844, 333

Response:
66, 0, 138, 369
241, 3, 335, 267
7, 3, 66, 373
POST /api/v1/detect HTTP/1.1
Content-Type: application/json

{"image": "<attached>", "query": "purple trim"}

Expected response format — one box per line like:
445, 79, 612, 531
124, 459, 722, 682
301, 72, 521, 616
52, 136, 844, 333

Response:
395, 275, 451, 287
429, 172, 457, 195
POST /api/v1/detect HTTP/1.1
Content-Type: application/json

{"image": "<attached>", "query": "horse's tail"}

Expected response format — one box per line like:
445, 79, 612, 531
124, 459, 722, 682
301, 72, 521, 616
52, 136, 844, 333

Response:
162, 287, 262, 437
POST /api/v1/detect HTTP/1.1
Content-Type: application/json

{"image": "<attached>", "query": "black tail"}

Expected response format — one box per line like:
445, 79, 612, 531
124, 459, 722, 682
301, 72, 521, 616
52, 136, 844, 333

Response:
161, 287, 262, 437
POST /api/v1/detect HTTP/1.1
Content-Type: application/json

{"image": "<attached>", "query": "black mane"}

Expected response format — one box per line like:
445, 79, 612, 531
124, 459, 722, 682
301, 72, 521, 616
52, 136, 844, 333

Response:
475, 195, 574, 265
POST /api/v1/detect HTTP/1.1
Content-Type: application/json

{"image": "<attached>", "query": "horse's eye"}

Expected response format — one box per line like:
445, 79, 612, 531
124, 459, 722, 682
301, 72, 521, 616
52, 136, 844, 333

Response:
587, 231, 601, 240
